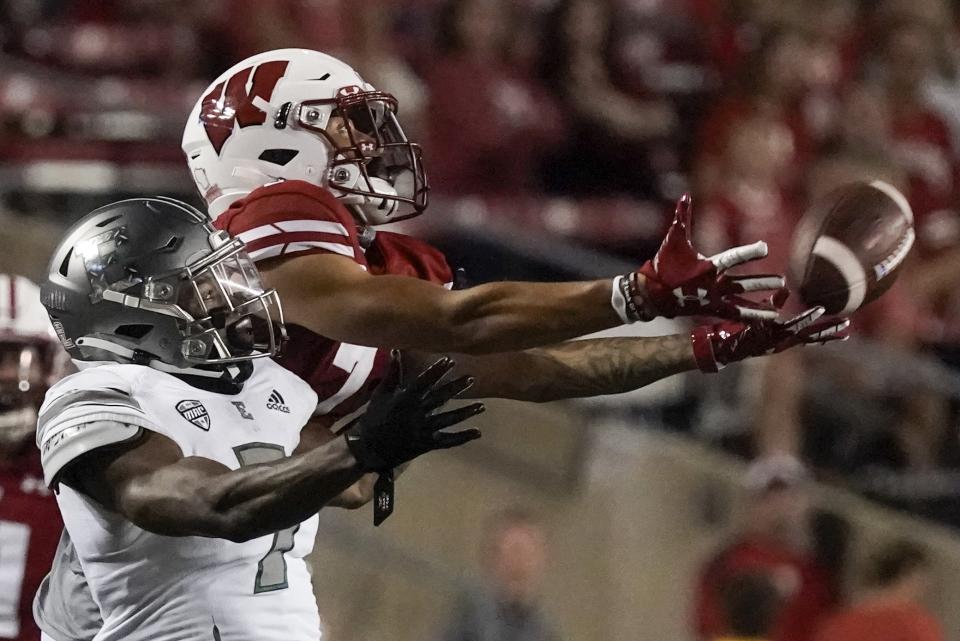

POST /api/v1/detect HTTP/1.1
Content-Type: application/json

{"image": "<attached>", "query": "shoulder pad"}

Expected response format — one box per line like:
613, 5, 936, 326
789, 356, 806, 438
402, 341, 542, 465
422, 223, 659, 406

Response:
216, 180, 365, 265
37, 368, 154, 486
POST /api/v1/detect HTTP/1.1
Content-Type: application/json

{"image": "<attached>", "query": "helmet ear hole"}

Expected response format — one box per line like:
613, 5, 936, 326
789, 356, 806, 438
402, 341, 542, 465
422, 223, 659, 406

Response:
58, 249, 73, 277
114, 324, 153, 340
258, 149, 300, 166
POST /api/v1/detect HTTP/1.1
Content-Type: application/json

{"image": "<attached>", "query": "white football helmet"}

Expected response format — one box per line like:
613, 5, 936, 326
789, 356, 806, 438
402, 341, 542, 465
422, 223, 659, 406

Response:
0, 275, 69, 446
182, 48, 428, 226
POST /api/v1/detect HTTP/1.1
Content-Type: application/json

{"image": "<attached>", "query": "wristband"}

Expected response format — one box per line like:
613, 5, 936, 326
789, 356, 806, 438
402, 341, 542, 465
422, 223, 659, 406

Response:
690, 326, 722, 373
627, 272, 657, 322
612, 274, 648, 324
611, 275, 634, 324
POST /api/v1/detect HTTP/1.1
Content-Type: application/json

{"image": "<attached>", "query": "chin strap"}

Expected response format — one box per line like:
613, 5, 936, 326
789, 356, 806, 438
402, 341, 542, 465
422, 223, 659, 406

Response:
231, 165, 279, 186
329, 161, 401, 225
75, 336, 240, 379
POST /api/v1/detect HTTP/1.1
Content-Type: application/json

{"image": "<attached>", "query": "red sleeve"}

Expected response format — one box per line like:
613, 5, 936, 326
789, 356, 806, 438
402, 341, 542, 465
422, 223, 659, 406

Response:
367, 231, 454, 286
214, 180, 367, 268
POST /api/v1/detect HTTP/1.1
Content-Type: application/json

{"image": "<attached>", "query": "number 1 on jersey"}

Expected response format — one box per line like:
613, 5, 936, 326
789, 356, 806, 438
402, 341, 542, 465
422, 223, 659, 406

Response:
233, 443, 298, 593
315, 343, 377, 414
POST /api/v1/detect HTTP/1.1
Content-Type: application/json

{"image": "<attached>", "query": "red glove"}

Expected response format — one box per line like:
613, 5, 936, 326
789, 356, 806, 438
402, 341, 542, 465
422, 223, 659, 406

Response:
619, 194, 786, 322
691, 303, 850, 372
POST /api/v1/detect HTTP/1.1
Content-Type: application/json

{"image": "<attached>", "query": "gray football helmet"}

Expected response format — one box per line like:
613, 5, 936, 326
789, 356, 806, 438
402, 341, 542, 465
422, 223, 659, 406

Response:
40, 198, 285, 378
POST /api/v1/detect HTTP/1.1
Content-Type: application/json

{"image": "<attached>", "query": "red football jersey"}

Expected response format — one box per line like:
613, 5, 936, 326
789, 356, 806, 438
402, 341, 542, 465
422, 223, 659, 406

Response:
0, 451, 62, 641
215, 180, 453, 421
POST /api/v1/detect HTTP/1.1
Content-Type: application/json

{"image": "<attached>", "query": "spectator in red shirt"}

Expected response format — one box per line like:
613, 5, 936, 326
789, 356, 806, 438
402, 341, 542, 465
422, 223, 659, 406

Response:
878, 19, 958, 217
425, 0, 565, 196
685, 0, 806, 82
813, 540, 944, 641
696, 115, 805, 456
697, 115, 797, 276
0, 276, 72, 641
537, 0, 677, 198
864, 17, 960, 348
219, 0, 348, 61
694, 456, 837, 641
695, 27, 816, 199
345, 2, 428, 140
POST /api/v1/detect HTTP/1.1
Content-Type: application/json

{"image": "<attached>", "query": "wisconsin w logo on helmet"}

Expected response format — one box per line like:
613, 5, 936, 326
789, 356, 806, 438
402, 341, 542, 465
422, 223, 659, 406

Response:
200, 61, 289, 154
183, 49, 429, 224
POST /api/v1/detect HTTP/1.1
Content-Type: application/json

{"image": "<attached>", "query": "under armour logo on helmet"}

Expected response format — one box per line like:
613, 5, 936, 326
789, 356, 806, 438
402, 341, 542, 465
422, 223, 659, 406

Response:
337, 85, 362, 97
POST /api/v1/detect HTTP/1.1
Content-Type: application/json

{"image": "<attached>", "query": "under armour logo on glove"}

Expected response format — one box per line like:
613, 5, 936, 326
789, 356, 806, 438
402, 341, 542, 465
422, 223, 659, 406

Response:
674, 288, 709, 306
630, 194, 787, 321
690, 292, 851, 372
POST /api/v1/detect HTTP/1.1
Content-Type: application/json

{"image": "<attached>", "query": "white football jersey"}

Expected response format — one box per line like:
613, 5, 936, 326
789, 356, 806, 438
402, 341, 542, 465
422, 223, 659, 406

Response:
35, 359, 321, 641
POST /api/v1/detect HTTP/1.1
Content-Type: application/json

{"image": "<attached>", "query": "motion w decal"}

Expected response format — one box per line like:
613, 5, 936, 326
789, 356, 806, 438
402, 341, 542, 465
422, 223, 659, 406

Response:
199, 60, 289, 154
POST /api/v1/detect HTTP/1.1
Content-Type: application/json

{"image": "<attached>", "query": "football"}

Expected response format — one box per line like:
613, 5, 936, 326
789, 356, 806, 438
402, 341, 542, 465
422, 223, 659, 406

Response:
789, 180, 915, 315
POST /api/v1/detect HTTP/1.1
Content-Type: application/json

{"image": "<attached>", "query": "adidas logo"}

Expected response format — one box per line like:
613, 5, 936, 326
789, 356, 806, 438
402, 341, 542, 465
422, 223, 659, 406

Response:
266, 390, 290, 414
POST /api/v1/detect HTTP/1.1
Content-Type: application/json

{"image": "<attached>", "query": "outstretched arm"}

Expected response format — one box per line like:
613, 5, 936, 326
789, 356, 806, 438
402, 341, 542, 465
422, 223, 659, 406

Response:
64, 358, 481, 540
262, 253, 621, 354
259, 195, 785, 355
431, 334, 697, 403
407, 304, 848, 403
69, 429, 365, 543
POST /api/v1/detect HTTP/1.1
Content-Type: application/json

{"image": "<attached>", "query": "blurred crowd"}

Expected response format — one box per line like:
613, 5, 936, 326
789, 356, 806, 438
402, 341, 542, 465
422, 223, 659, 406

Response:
2, 0, 960, 521
694, 455, 945, 641
2, 3, 960, 641
442, 461, 948, 641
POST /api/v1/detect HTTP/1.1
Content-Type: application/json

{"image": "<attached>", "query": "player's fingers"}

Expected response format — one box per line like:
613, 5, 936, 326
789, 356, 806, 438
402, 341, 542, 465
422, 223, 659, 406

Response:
709, 241, 769, 271
433, 427, 482, 449
407, 356, 454, 396
422, 376, 475, 410
428, 402, 485, 431
770, 288, 790, 309
801, 318, 851, 343
725, 274, 786, 293
674, 193, 694, 238
784, 306, 826, 331
808, 331, 849, 345
736, 305, 780, 321
721, 293, 780, 320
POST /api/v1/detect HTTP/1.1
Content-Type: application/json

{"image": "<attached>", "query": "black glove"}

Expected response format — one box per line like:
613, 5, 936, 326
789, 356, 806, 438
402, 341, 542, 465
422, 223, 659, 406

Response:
344, 351, 483, 472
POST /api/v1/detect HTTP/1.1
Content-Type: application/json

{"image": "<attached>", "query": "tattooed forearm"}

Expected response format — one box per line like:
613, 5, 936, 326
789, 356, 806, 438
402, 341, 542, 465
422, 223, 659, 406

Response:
519, 334, 697, 401
447, 333, 697, 402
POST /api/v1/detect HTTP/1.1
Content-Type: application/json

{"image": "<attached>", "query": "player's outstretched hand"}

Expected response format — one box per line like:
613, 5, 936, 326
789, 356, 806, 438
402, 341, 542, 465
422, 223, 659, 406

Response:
622, 194, 786, 322
344, 351, 484, 471
690, 295, 850, 372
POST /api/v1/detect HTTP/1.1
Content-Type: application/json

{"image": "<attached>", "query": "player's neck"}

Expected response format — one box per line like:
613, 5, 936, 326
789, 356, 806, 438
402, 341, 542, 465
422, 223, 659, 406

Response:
170, 361, 253, 395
